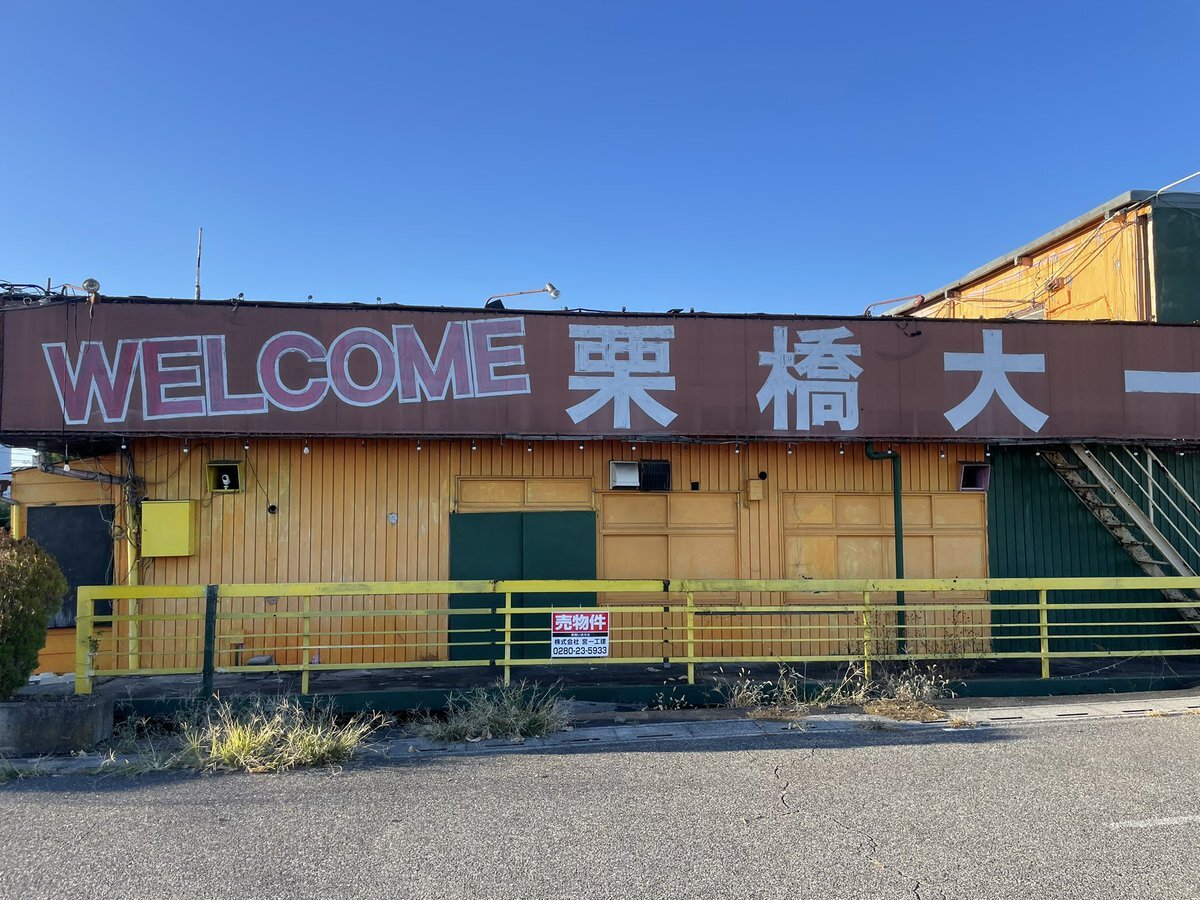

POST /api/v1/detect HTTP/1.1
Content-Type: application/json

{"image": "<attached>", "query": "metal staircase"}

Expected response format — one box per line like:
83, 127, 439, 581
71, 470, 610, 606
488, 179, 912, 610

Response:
1041, 444, 1200, 626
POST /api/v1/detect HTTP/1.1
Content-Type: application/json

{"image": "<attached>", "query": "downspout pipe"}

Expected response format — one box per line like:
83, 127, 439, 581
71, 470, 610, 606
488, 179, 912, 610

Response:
864, 442, 906, 655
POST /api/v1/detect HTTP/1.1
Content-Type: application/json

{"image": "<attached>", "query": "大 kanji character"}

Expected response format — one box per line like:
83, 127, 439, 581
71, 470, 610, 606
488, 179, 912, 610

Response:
943, 329, 1047, 432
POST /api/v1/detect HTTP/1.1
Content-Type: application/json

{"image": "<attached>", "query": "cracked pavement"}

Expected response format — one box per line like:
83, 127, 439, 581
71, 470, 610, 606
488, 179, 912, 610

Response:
2, 716, 1200, 899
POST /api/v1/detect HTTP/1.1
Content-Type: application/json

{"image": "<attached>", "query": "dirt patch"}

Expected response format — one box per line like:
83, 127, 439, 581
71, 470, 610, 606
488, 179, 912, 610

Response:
862, 699, 947, 723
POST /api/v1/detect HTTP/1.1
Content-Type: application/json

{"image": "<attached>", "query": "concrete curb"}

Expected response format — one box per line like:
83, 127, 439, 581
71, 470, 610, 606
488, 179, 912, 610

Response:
4, 692, 1200, 777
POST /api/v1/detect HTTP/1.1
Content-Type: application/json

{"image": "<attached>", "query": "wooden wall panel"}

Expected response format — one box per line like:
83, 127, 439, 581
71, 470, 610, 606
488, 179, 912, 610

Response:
97, 438, 988, 667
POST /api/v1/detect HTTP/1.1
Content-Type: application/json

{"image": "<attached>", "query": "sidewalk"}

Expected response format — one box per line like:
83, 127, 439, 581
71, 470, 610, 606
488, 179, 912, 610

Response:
5, 688, 1199, 777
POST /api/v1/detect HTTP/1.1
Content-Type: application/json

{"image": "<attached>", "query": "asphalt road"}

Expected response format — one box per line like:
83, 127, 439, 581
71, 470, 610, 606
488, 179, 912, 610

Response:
2, 717, 1199, 899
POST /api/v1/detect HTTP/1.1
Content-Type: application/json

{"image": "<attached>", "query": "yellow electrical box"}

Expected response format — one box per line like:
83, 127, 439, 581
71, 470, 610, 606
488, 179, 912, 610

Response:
746, 479, 764, 501
141, 500, 196, 557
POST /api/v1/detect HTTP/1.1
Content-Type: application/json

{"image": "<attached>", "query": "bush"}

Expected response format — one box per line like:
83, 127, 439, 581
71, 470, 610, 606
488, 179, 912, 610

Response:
0, 532, 67, 700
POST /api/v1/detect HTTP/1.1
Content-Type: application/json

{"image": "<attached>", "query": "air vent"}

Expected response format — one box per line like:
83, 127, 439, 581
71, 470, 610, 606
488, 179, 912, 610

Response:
608, 459, 672, 491
609, 460, 640, 490
959, 463, 991, 492
638, 460, 671, 492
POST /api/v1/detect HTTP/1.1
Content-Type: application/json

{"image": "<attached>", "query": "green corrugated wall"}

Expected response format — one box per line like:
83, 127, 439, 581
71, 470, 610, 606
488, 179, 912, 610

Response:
987, 448, 1200, 653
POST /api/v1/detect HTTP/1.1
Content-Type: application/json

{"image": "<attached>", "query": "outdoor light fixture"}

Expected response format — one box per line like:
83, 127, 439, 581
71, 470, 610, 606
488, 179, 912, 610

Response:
838, 443, 845, 456
243, 440, 250, 451
302, 441, 310, 455
787, 444, 794, 455
734, 445, 741, 454
416, 441, 422, 452
483, 283, 561, 310
182, 440, 190, 454
527, 443, 533, 452
578, 443, 584, 451
939, 446, 946, 459
471, 439, 477, 451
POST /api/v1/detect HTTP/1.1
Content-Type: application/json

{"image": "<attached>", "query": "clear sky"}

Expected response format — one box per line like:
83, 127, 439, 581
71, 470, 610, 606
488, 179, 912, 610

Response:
3, 1, 1198, 316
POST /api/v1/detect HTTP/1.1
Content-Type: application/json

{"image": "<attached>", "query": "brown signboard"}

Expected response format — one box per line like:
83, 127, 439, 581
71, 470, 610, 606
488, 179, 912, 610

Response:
4, 299, 1200, 442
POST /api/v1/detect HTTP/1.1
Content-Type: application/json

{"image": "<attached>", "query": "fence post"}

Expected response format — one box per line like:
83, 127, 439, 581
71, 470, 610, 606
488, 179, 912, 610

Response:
201, 584, 218, 696
75, 588, 94, 695
686, 591, 696, 685
862, 591, 873, 682
502, 592, 513, 687
301, 592, 312, 695
1038, 588, 1050, 679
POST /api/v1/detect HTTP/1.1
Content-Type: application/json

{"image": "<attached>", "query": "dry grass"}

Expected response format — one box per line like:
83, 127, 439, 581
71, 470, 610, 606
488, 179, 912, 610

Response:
1145, 710, 1171, 718
417, 680, 572, 743
719, 667, 808, 720
722, 662, 955, 723
862, 699, 947, 723
945, 714, 978, 729
105, 696, 381, 775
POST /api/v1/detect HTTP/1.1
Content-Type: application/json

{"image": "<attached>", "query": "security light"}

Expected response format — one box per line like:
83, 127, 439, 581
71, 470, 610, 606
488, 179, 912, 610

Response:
545, 282, 560, 301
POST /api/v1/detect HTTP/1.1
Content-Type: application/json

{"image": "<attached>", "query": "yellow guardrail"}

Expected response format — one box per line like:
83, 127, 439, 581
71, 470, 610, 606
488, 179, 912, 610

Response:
73, 577, 1200, 694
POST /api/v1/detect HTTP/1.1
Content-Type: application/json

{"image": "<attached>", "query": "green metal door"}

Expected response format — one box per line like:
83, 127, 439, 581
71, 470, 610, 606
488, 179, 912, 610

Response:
448, 511, 597, 661
448, 512, 522, 661
517, 511, 598, 659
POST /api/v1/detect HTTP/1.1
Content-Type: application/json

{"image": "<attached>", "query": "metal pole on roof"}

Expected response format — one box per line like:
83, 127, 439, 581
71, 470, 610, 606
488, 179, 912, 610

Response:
195, 227, 203, 301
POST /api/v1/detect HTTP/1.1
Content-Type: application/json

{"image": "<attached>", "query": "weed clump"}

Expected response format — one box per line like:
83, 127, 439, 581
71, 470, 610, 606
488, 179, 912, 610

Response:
108, 695, 381, 774
721, 661, 955, 722
418, 680, 572, 743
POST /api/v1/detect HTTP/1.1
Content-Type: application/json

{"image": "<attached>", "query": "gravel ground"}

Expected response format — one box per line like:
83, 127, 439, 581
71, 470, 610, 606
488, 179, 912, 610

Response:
1, 716, 1199, 899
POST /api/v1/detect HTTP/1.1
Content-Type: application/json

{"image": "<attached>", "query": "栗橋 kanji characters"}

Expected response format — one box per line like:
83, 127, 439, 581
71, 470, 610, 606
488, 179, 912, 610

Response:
565, 324, 678, 429
757, 325, 863, 431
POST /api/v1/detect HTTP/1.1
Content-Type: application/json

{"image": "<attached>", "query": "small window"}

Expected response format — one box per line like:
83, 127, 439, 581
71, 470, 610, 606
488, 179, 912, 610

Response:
206, 460, 244, 493
959, 463, 991, 492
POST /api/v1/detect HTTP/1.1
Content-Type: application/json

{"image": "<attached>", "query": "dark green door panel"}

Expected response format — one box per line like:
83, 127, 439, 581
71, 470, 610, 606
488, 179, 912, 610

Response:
448, 512, 522, 661
448, 511, 598, 661
517, 511, 598, 659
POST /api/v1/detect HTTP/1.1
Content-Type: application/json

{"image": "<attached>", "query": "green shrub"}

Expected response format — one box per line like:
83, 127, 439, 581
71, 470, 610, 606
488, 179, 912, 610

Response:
0, 532, 68, 700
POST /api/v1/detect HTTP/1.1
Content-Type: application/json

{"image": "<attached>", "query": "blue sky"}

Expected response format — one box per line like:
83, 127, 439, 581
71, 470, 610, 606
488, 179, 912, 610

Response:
3, 1, 1198, 316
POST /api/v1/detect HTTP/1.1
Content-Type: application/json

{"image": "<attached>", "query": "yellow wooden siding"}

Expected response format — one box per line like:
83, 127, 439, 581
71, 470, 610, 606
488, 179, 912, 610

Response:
11, 462, 123, 507
109, 438, 986, 667
34, 627, 74, 675
781, 491, 988, 658
913, 211, 1147, 322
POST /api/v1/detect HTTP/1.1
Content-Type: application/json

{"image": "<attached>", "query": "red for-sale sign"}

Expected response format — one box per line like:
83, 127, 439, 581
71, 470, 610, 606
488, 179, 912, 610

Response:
551, 611, 610, 658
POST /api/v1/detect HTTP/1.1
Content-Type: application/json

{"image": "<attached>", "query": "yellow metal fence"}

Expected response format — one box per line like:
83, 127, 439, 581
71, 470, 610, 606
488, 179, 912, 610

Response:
73, 577, 1200, 694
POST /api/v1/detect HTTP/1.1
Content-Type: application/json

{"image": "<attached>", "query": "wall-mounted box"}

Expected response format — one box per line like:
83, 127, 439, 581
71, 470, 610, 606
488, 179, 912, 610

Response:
206, 460, 244, 493
141, 500, 196, 557
609, 460, 640, 490
746, 479, 764, 501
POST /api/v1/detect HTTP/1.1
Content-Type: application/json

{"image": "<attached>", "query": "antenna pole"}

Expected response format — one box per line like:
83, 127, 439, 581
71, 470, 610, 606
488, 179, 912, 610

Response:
195, 227, 203, 301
